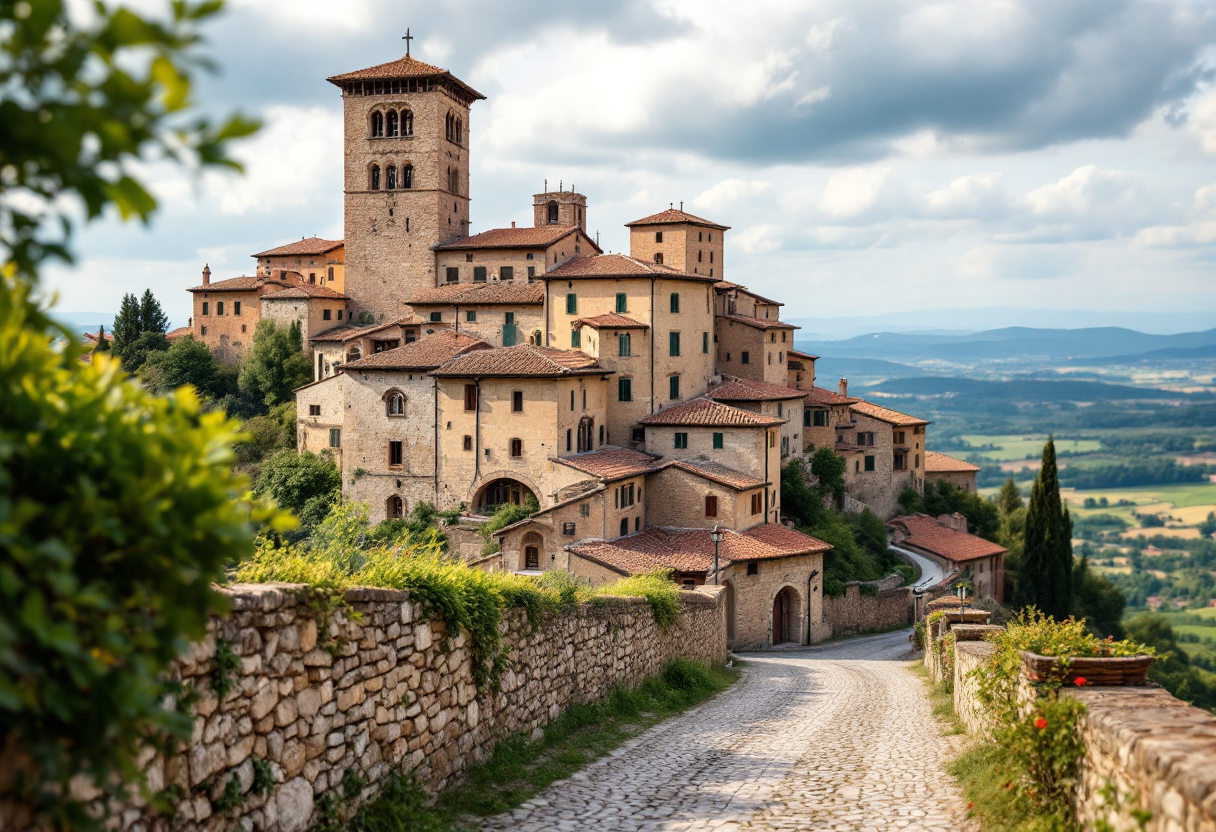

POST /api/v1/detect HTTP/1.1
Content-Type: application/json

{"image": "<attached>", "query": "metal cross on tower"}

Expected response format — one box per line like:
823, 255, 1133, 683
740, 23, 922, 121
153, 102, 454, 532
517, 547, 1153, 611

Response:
402, 28, 413, 56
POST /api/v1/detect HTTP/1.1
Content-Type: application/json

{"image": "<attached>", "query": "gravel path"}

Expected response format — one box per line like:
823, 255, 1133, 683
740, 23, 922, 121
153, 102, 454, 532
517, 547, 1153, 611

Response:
481, 629, 974, 831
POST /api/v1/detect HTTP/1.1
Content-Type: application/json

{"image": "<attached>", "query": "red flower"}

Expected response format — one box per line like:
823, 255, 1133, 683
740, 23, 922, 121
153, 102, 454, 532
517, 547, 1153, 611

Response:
1074, 677, 1088, 687
1106, 635, 1115, 642
1034, 717, 1048, 729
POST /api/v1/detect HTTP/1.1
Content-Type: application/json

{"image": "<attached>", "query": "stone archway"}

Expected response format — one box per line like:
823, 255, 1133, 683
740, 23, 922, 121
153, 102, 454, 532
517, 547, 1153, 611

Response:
577, 416, 594, 452
772, 585, 802, 645
521, 531, 544, 571
474, 477, 537, 515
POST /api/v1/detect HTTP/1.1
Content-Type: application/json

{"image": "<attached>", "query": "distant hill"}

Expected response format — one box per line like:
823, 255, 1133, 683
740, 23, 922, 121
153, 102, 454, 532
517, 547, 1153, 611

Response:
861, 376, 1191, 403
810, 357, 930, 386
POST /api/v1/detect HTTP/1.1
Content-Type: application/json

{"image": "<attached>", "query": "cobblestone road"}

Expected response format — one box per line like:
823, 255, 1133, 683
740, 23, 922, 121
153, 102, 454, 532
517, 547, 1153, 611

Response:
482, 629, 974, 831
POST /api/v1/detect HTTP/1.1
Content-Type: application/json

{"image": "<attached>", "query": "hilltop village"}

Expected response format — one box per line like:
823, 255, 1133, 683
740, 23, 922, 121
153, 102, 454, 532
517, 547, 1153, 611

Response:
182, 51, 997, 647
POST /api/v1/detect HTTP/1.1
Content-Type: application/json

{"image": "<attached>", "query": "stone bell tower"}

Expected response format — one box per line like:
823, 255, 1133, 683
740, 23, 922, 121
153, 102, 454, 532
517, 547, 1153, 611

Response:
327, 47, 486, 323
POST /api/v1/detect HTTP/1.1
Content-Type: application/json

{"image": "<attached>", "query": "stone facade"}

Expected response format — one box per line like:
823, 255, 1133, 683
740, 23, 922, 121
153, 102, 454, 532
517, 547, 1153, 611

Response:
0, 583, 727, 832
821, 576, 913, 639
721, 553, 827, 648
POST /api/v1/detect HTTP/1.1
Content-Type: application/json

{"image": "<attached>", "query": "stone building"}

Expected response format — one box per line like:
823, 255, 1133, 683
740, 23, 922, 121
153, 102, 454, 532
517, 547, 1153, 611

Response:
406, 282, 545, 347
187, 268, 301, 361
260, 284, 350, 346
625, 207, 728, 277
253, 237, 346, 293
888, 513, 1007, 602
924, 451, 981, 493
841, 400, 930, 518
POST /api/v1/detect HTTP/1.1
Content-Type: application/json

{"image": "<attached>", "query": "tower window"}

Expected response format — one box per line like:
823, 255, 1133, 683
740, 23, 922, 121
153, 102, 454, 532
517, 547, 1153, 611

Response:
386, 165, 397, 189
510, 438, 523, 458
669, 375, 680, 400
618, 378, 632, 401
387, 392, 405, 416
547, 201, 558, 224
386, 110, 398, 137
402, 164, 413, 189
670, 292, 680, 313
653, 252, 663, 265
388, 441, 403, 467
401, 109, 413, 136
616, 292, 627, 313
669, 331, 680, 357
370, 110, 384, 137
370, 165, 381, 190
655, 231, 663, 243
448, 167, 458, 194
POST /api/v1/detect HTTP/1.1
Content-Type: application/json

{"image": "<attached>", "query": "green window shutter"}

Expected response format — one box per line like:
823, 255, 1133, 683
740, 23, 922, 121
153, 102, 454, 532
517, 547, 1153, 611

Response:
713, 432, 723, 449
571, 329, 581, 348
502, 324, 517, 347
618, 378, 632, 401
566, 293, 577, 314
616, 293, 627, 313
669, 332, 680, 356
702, 332, 709, 354
619, 333, 630, 356
674, 432, 687, 449
504, 312, 515, 325
669, 375, 680, 400
670, 293, 680, 313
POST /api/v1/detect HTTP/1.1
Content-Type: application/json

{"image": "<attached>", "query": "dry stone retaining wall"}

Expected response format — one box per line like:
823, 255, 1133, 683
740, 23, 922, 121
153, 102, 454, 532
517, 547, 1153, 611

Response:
3, 583, 726, 832
822, 575, 912, 639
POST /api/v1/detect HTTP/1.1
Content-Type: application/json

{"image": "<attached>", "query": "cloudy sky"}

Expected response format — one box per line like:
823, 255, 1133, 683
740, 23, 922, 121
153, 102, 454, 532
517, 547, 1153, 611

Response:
48, 0, 1216, 335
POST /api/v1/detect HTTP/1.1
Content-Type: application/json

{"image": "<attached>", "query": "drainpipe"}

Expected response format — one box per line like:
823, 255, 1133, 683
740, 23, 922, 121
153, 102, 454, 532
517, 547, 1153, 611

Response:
473, 378, 482, 491
806, 569, 819, 644
764, 430, 770, 521
649, 277, 655, 415
432, 376, 439, 505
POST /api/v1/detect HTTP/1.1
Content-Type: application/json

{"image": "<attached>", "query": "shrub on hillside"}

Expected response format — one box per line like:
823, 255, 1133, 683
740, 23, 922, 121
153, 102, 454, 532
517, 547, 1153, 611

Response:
256, 449, 341, 534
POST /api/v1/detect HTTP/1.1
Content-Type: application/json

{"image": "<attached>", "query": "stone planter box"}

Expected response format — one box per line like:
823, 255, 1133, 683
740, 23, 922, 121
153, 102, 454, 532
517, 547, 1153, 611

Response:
1019, 651, 1155, 686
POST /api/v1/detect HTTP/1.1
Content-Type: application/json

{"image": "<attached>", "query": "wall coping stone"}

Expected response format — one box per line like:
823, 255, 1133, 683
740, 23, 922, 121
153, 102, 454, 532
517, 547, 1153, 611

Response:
952, 624, 1003, 642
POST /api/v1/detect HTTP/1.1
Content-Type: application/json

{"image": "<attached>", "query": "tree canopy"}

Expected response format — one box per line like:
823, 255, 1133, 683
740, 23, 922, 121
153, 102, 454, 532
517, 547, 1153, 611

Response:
1013, 439, 1074, 619
239, 319, 312, 408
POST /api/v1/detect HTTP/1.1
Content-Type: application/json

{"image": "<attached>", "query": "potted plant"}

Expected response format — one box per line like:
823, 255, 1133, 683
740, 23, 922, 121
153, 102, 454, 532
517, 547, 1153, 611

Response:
1012, 611, 1155, 686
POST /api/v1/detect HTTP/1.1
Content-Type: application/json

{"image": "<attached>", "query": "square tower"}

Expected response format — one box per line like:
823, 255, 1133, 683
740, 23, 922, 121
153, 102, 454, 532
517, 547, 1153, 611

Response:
327, 55, 486, 323
625, 207, 729, 279
533, 188, 588, 232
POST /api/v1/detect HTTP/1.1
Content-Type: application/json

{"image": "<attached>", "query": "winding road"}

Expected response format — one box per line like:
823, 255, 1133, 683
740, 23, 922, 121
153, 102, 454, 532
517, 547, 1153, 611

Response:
482, 630, 974, 831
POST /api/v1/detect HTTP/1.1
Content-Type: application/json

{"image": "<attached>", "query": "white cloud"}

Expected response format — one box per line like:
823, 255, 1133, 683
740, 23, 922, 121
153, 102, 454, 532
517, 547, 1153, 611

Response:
734, 224, 783, 254
795, 86, 832, 108
691, 179, 772, 212
1023, 165, 1134, 218
923, 173, 1007, 218
819, 167, 901, 219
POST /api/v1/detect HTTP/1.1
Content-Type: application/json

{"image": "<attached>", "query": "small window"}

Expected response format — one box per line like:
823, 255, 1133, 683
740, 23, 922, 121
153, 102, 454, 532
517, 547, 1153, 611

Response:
566, 293, 577, 314
309, 404, 321, 416
402, 164, 413, 188
526, 252, 535, 260
201, 325, 207, 335
674, 432, 688, 449
702, 332, 708, 354
618, 378, 632, 402
512, 391, 523, 412
388, 441, 403, 467
916, 453, 921, 468
445, 267, 459, 283
670, 293, 680, 313
387, 495, 404, 519
566, 429, 572, 452
713, 432, 723, 449
814, 411, 828, 427
463, 435, 473, 451
430, 311, 442, 322
329, 428, 341, 448
234, 301, 242, 316
510, 438, 523, 458
894, 430, 906, 445
562, 521, 576, 536
580, 504, 591, 517
669, 375, 680, 400
466, 253, 474, 263
371, 111, 384, 137
705, 496, 718, 518
620, 518, 629, 537
616, 293, 627, 313
323, 309, 332, 321
328, 267, 334, 281
548, 202, 559, 224
669, 332, 680, 357
202, 301, 209, 315
216, 301, 224, 315
653, 252, 663, 264
655, 231, 663, 243
387, 392, 405, 416
751, 493, 762, 515
464, 384, 477, 411
338, 310, 343, 320
505, 312, 515, 325
631, 427, 644, 443
473, 266, 487, 283
747, 561, 759, 576
527, 266, 536, 280
864, 455, 876, 472
386, 165, 397, 189
371, 165, 381, 190
741, 351, 750, 365
571, 329, 581, 348
466, 310, 476, 322
618, 333, 631, 356
599, 424, 605, 444
500, 266, 514, 281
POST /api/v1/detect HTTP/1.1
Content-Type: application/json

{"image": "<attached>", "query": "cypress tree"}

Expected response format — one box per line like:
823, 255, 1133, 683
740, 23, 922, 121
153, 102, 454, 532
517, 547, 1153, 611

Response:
998, 476, 1023, 515
92, 324, 110, 353
1013, 438, 1074, 618
110, 293, 142, 359
138, 289, 170, 334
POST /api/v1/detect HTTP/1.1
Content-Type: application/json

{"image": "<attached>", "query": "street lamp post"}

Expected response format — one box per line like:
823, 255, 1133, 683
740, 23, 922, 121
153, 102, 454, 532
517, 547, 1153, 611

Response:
709, 525, 724, 585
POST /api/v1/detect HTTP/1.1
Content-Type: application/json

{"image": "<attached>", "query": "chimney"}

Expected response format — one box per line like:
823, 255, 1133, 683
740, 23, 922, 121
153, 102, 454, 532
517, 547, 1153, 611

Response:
954, 512, 968, 534
188, 316, 192, 328
202, 264, 211, 286
838, 378, 848, 397
511, 221, 516, 228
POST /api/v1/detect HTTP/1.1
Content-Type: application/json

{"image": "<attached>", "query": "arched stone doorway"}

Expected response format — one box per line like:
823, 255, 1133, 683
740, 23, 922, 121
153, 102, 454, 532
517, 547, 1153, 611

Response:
577, 416, 594, 452
724, 580, 737, 649
520, 531, 544, 571
474, 477, 537, 515
386, 495, 404, 520
772, 586, 801, 645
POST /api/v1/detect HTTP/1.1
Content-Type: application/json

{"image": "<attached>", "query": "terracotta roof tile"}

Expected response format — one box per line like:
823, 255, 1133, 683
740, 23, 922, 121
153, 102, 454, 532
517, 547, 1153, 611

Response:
639, 398, 784, 428
851, 400, 931, 427
553, 446, 662, 480
431, 226, 599, 252
924, 451, 981, 473
568, 524, 830, 577
543, 254, 717, 283
573, 313, 649, 330
326, 54, 486, 99
804, 386, 860, 406
262, 284, 348, 300
707, 376, 806, 402
252, 237, 343, 258
660, 460, 767, 491
888, 515, 1007, 563
166, 326, 192, 340
788, 348, 819, 361
430, 344, 606, 378
343, 330, 489, 371
718, 313, 799, 331
309, 317, 411, 343
625, 208, 730, 231
188, 275, 296, 293
715, 284, 784, 306
407, 282, 544, 306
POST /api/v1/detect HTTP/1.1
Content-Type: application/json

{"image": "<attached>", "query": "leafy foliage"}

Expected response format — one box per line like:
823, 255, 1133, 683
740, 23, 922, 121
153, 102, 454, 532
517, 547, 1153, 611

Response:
140, 335, 224, 399
897, 480, 1001, 541
1013, 440, 1074, 619
255, 450, 341, 535
1123, 614, 1216, 711
479, 496, 540, 555
1071, 557, 1125, 639
239, 319, 312, 409
594, 570, 682, 629
0, 280, 287, 824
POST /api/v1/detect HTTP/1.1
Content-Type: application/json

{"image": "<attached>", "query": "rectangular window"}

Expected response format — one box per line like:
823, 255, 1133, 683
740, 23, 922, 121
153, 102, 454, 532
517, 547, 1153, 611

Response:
741, 351, 750, 365
669, 375, 680, 400
323, 309, 332, 320
894, 452, 908, 472
329, 428, 341, 448
234, 301, 242, 316
309, 404, 321, 416
510, 438, 523, 457
655, 231, 663, 243
674, 432, 688, 449
618, 378, 632, 401
702, 332, 709, 354
814, 411, 829, 427
803, 410, 812, 427
429, 312, 442, 322
446, 267, 459, 283
500, 266, 514, 281
864, 455, 876, 472
751, 493, 762, 514
473, 266, 487, 282
670, 293, 680, 313
705, 495, 718, 517
893, 430, 905, 444
617, 333, 631, 356
712, 432, 723, 449
769, 431, 776, 448
512, 391, 523, 412
562, 522, 576, 536
466, 310, 476, 322
202, 301, 209, 315
566, 429, 572, 452
527, 266, 536, 280
566, 293, 577, 314
620, 518, 629, 537
504, 312, 515, 325
747, 560, 759, 576
201, 326, 207, 335
216, 301, 224, 315
527, 252, 535, 260
616, 293, 627, 313
338, 310, 343, 320
915, 453, 921, 468
571, 328, 581, 348
388, 441, 403, 467
669, 331, 680, 356
631, 427, 645, 442
463, 435, 473, 451
464, 384, 477, 411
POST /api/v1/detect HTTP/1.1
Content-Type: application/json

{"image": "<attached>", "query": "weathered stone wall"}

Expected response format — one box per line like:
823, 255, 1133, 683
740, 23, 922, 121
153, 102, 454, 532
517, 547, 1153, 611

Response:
822, 576, 912, 639
953, 642, 995, 737
3, 583, 725, 832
